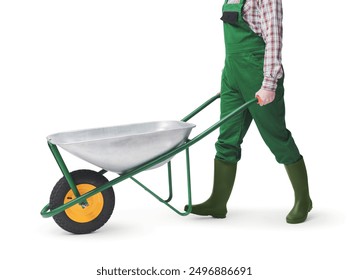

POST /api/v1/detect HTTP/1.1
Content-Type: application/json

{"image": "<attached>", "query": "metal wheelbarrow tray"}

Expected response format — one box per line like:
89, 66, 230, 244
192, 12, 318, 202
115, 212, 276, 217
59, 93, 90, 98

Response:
47, 121, 196, 174
41, 94, 257, 234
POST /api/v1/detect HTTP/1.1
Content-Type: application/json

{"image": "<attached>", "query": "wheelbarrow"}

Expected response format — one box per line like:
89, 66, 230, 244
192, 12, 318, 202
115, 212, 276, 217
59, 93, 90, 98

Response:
41, 94, 257, 234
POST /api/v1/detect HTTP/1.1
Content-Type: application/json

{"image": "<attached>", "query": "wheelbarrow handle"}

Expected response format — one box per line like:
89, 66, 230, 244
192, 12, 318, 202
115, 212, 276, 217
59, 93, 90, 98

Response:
181, 93, 221, 122
181, 93, 257, 123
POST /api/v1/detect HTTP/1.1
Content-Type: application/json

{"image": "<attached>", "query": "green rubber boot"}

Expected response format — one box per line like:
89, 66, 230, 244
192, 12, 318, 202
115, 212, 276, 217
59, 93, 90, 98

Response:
185, 158, 237, 218
285, 157, 312, 224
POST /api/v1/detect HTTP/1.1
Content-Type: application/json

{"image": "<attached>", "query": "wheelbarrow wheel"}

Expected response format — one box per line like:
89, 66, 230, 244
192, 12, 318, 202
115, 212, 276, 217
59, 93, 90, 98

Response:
49, 169, 115, 234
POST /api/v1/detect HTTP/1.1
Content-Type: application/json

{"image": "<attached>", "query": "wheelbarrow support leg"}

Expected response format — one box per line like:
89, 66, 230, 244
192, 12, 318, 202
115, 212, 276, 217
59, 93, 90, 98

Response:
130, 148, 192, 216
185, 148, 193, 213
165, 161, 173, 203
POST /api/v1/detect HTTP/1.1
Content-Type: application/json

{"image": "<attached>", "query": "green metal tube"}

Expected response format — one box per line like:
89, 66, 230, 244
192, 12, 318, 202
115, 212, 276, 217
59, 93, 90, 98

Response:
165, 161, 173, 203
184, 97, 257, 146
130, 177, 186, 215
129, 148, 192, 216
184, 148, 192, 214
48, 142, 81, 198
181, 93, 220, 122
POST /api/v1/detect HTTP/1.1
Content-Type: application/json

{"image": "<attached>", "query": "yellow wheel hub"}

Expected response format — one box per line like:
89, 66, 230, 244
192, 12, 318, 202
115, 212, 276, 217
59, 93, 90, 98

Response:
64, 184, 104, 223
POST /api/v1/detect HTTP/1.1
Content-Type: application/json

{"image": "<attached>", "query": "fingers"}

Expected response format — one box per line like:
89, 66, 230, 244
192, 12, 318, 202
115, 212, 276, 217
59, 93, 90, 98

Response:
259, 98, 273, 106
257, 95, 270, 106
256, 89, 275, 106
262, 97, 274, 106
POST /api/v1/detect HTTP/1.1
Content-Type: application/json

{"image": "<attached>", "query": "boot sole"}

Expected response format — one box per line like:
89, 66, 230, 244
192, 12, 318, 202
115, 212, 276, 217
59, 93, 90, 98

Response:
185, 205, 227, 218
286, 204, 313, 224
286, 215, 308, 224
191, 212, 226, 219
189, 211, 226, 219
211, 214, 226, 219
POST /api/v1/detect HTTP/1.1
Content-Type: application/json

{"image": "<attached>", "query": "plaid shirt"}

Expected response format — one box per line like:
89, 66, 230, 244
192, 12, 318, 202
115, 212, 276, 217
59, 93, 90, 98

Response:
229, 0, 283, 91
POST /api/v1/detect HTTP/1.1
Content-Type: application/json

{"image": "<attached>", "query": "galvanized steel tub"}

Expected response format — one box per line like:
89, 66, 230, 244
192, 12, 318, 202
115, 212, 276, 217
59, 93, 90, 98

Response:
47, 121, 196, 174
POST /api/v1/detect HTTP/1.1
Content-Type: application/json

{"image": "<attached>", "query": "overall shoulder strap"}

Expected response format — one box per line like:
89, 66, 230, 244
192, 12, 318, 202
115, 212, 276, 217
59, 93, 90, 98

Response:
226, 0, 245, 4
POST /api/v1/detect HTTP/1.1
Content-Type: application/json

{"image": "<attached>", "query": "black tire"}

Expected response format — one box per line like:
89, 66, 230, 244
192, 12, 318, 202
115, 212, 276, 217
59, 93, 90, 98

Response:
50, 169, 115, 234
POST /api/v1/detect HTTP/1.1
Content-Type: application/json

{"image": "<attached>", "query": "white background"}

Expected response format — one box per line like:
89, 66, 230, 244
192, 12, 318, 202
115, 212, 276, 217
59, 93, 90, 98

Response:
1, 0, 348, 279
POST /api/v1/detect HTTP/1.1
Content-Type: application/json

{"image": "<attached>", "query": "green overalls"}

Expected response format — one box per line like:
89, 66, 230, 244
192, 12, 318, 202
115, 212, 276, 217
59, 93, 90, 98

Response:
215, 0, 301, 165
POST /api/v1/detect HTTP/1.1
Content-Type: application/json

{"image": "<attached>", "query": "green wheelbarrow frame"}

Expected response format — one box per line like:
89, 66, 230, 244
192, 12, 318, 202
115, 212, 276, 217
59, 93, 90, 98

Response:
41, 94, 257, 219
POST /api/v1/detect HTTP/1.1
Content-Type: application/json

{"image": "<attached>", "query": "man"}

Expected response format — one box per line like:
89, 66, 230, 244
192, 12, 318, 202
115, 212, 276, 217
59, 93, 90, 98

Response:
186, 0, 312, 223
